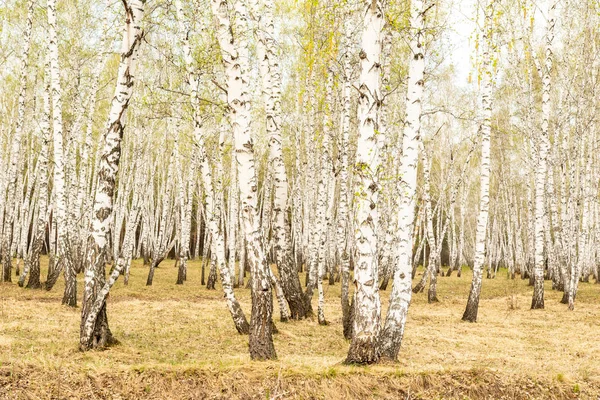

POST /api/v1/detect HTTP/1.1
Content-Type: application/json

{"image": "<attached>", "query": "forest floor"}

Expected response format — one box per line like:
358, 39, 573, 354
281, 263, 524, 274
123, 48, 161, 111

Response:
1, 258, 600, 399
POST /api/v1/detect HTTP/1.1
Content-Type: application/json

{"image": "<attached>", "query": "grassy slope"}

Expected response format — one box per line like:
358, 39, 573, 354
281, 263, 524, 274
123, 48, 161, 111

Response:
1, 258, 599, 399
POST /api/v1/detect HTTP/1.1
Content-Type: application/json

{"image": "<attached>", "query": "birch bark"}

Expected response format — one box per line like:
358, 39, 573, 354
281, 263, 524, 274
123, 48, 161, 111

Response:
1, 0, 33, 283
19, 54, 50, 289
211, 0, 276, 359
345, 0, 385, 365
248, 0, 306, 319
532, 1, 556, 309
339, 5, 354, 339
80, 0, 145, 351
462, 0, 494, 322
378, 0, 426, 361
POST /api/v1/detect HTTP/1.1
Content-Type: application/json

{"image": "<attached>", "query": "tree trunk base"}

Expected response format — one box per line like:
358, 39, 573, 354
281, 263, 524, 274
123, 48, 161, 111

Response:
249, 293, 277, 361
62, 292, 77, 307
25, 260, 42, 289
146, 266, 155, 286
345, 336, 379, 365
462, 299, 479, 322
175, 269, 185, 285
286, 294, 308, 320
80, 306, 119, 351
412, 280, 425, 294
531, 298, 544, 309
2, 264, 12, 283
427, 294, 439, 303
62, 267, 77, 307
206, 265, 217, 290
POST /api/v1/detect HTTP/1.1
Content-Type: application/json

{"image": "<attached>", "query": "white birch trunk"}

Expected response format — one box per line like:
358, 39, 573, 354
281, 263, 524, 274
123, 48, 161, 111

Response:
80, 0, 145, 351
19, 54, 50, 289
176, 0, 249, 332
339, 6, 355, 339
248, 0, 306, 320
43, 0, 76, 305
462, 0, 494, 322
1, 0, 33, 283
346, 0, 385, 365
531, 1, 555, 309
211, 0, 276, 359
378, 0, 427, 361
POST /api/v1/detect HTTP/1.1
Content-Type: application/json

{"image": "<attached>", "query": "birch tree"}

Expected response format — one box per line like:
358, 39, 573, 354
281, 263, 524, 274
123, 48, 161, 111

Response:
379, 0, 428, 361
42, 0, 77, 308
211, 0, 276, 360
462, 0, 495, 322
19, 54, 51, 290
80, 0, 145, 351
248, 0, 307, 320
345, 0, 385, 365
1, 0, 33, 283
339, 2, 355, 340
531, 0, 556, 310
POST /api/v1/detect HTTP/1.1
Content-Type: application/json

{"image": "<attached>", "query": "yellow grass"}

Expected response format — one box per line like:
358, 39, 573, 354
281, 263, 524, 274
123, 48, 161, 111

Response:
1, 257, 599, 399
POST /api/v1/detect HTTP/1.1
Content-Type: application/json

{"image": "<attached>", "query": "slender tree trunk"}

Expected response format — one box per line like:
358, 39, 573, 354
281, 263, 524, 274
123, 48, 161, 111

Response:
249, 0, 306, 320
211, 0, 276, 359
462, 0, 494, 323
44, 0, 76, 305
228, 161, 238, 286
2, 0, 34, 283
80, 0, 145, 351
531, 1, 556, 309
338, 28, 352, 336
20, 52, 50, 290
378, 0, 427, 362
413, 148, 436, 295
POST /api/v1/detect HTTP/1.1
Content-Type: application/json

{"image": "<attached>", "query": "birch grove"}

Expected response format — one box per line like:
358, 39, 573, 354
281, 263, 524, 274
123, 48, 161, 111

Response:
1, 0, 599, 367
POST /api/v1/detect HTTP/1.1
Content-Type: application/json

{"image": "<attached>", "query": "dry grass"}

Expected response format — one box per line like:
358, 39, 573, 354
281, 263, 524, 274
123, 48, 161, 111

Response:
1, 258, 599, 399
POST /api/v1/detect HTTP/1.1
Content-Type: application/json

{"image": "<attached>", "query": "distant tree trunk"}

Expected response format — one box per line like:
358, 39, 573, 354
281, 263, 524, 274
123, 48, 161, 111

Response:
20, 51, 50, 290
315, 71, 333, 325
462, 0, 494, 323
43, 0, 77, 306
249, 0, 306, 321
174, 124, 193, 285
531, 1, 555, 310
454, 183, 468, 277
146, 144, 176, 286
412, 148, 436, 296
122, 132, 145, 286
80, 0, 145, 351
306, 71, 334, 325
2, 0, 34, 283
569, 139, 590, 310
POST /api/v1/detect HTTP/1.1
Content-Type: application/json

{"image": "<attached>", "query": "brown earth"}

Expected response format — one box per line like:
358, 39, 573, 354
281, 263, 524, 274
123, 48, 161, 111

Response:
1, 258, 599, 399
